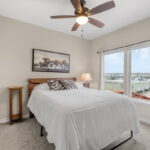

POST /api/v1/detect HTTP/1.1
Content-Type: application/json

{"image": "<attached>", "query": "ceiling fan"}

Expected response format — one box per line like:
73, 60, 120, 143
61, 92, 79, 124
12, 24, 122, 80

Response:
50, 0, 115, 31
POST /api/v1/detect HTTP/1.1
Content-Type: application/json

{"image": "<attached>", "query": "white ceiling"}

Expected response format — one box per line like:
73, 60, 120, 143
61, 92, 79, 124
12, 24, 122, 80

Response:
0, 0, 150, 40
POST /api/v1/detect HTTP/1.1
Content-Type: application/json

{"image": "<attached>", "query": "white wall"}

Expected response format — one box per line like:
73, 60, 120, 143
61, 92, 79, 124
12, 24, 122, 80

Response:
90, 17, 150, 123
0, 15, 90, 121
134, 101, 150, 124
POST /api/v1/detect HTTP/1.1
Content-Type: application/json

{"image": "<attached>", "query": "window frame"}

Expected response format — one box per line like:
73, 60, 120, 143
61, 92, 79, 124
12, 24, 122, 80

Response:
103, 48, 125, 94
101, 41, 150, 101
128, 41, 150, 100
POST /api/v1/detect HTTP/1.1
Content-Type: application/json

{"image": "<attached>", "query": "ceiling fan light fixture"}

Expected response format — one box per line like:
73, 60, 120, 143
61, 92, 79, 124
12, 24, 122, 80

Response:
76, 16, 88, 25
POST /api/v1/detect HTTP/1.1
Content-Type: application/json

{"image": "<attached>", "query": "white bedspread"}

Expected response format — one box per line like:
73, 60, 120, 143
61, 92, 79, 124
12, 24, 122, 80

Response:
28, 88, 139, 150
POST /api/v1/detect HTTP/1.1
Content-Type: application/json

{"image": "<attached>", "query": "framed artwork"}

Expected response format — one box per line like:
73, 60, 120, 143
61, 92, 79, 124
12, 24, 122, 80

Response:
32, 49, 70, 73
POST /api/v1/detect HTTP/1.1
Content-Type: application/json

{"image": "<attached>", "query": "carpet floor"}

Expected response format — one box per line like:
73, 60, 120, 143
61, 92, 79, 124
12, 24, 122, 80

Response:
0, 119, 150, 150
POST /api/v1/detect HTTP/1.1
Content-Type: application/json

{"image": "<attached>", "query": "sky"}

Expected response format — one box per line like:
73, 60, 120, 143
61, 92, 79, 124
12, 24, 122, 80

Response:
104, 47, 150, 73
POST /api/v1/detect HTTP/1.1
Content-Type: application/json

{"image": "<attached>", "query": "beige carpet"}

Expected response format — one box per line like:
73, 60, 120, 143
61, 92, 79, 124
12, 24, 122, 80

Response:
0, 119, 150, 150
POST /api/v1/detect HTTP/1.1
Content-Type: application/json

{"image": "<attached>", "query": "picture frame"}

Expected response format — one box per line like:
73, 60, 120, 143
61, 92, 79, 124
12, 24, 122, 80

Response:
32, 49, 70, 73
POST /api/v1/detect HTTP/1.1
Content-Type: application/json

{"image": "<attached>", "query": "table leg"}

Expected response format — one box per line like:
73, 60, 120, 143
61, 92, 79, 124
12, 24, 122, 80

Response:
9, 91, 13, 125
19, 89, 23, 120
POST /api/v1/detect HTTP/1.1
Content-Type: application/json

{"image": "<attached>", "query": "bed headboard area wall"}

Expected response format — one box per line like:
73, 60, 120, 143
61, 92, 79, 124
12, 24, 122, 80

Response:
28, 77, 77, 96
0, 15, 91, 122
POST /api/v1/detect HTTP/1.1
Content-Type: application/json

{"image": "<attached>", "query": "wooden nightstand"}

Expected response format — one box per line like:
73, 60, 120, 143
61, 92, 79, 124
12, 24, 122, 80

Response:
8, 87, 23, 124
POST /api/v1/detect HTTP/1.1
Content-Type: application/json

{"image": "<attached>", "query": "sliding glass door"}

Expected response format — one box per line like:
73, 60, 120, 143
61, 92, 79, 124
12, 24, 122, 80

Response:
104, 50, 124, 94
102, 42, 150, 101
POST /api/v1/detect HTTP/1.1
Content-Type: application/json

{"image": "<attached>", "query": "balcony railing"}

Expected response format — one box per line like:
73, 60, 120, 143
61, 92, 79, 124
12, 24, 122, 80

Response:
105, 80, 150, 101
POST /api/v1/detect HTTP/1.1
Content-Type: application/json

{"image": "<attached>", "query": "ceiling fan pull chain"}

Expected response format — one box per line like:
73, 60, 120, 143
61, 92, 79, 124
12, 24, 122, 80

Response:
81, 28, 84, 38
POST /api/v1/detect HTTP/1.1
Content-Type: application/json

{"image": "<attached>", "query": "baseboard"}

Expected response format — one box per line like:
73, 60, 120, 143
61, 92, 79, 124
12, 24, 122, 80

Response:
140, 118, 150, 126
0, 114, 29, 124
0, 118, 9, 124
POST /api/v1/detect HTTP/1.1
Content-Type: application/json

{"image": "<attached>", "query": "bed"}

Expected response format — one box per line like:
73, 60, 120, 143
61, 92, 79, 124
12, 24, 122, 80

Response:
27, 77, 139, 150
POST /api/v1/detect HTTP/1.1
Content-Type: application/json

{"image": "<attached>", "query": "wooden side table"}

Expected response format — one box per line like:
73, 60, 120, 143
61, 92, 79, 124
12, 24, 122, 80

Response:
8, 87, 23, 124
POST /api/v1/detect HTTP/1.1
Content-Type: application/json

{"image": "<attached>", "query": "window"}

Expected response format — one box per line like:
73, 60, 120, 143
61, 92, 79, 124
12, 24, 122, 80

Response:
131, 47, 150, 100
102, 43, 150, 101
104, 51, 124, 94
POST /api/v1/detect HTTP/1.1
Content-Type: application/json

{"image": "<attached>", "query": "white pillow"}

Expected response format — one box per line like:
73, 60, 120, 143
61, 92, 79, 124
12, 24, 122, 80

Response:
33, 83, 50, 91
74, 82, 85, 89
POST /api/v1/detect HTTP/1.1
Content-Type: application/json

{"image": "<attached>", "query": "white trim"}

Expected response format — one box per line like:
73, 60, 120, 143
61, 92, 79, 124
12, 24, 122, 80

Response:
133, 99, 150, 105
126, 48, 132, 97
0, 114, 29, 124
0, 118, 9, 124
124, 48, 128, 95
23, 114, 30, 119
140, 118, 150, 126
102, 50, 125, 92
99, 50, 104, 90
101, 43, 150, 101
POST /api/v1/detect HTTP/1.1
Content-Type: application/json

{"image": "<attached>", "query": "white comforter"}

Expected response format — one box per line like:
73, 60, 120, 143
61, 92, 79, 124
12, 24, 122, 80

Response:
28, 88, 139, 150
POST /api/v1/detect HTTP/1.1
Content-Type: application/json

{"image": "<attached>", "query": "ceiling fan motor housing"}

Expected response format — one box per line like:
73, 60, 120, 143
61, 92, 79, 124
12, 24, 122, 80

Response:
75, 7, 89, 16
80, 0, 86, 6
75, 0, 89, 16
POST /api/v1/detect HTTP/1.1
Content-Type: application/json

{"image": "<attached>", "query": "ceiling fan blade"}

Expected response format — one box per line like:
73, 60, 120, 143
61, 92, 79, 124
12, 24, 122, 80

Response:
51, 15, 76, 19
88, 18, 105, 28
70, 0, 82, 12
89, 1, 115, 15
72, 23, 80, 31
